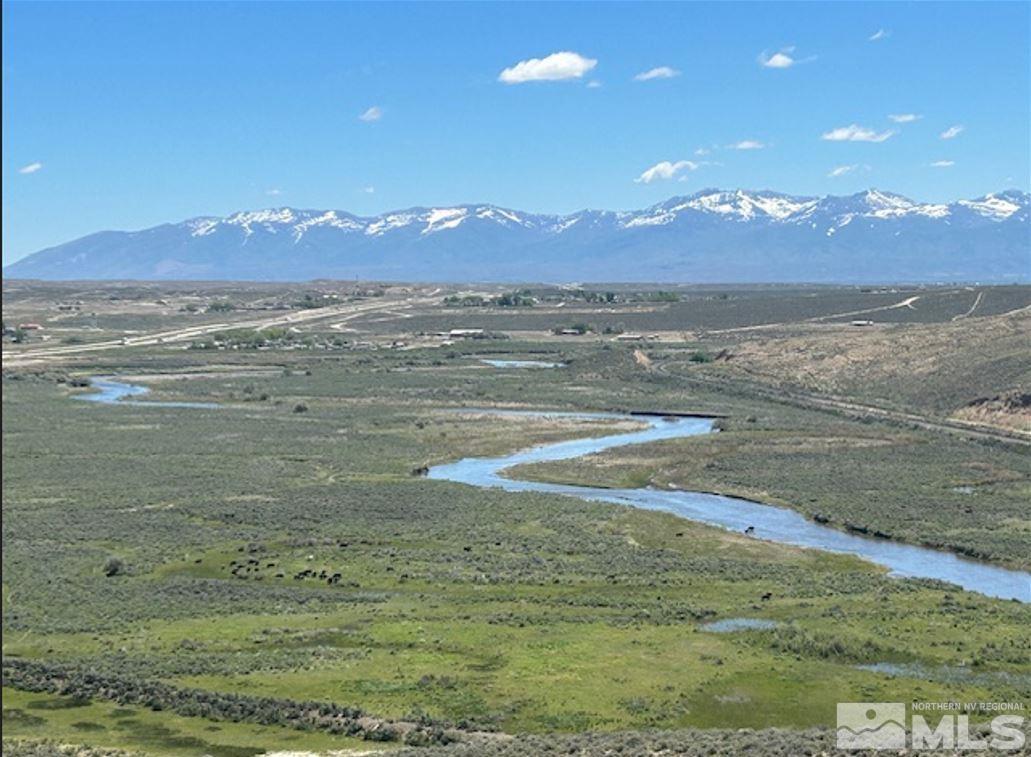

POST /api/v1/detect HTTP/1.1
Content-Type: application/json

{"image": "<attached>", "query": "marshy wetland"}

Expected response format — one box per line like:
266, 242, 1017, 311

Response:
3, 281, 1029, 754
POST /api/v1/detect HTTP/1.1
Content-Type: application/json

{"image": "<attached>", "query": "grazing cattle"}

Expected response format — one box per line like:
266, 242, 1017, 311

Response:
760, 592, 772, 601
744, 526, 755, 535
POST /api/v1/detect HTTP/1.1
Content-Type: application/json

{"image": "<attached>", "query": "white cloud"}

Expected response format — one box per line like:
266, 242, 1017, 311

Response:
940, 124, 964, 140
265, 188, 283, 196
694, 147, 711, 156
586, 80, 602, 89
827, 164, 858, 178
359, 106, 383, 122
18, 162, 42, 174
758, 47, 814, 68
634, 160, 702, 184
760, 51, 795, 68
727, 140, 765, 150
362, 186, 375, 194
930, 160, 955, 168
498, 51, 597, 84
821, 124, 895, 143
869, 29, 890, 41
634, 66, 680, 81
888, 113, 922, 123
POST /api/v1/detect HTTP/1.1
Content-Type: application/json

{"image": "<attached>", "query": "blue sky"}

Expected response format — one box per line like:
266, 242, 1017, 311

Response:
3, 1, 1029, 264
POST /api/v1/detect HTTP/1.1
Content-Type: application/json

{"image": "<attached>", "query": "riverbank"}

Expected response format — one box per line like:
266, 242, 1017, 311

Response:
430, 409, 1030, 602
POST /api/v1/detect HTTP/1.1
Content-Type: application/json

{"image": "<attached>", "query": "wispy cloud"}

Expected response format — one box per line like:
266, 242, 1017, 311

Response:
634, 160, 702, 184
634, 66, 680, 81
727, 140, 765, 150
888, 113, 922, 123
498, 51, 597, 84
930, 160, 955, 168
694, 147, 711, 156
359, 106, 383, 122
827, 164, 858, 178
940, 124, 964, 140
18, 162, 42, 174
362, 186, 376, 194
821, 124, 895, 143
869, 29, 890, 42
265, 188, 283, 196
586, 80, 602, 89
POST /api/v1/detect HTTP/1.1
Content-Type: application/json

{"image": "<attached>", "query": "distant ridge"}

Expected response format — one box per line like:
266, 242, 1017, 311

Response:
6, 189, 1029, 283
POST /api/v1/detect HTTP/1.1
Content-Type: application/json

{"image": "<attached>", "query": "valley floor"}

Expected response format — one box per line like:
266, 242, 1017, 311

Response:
2, 282, 1029, 755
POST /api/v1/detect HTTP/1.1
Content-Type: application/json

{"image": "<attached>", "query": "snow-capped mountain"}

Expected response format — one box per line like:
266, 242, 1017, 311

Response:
6, 189, 1028, 283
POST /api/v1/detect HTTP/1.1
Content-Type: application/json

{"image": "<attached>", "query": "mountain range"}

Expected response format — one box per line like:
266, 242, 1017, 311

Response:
5, 189, 1029, 283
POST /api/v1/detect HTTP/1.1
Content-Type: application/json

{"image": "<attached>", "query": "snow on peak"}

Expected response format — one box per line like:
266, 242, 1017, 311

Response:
365, 212, 417, 236
221, 208, 298, 237
552, 215, 582, 233
291, 211, 363, 241
864, 189, 913, 209
180, 189, 1026, 245
859, 190, 949, 219
623, 190, 819, 227
422, 208, 468, 234
227, 208, 297, 226
741, 192, 818, 220
475, 206, 532, 227
417, 206, 537, 234
623, 206, 678, 227
679, 190, 816, 221
187, 218, 220, 237
685, 191, 743, 217
957, 193, 1023, 220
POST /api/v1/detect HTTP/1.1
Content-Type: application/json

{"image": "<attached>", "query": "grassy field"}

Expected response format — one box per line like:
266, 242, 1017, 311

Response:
1, 688, 381, 757
3, 282, 1029, 754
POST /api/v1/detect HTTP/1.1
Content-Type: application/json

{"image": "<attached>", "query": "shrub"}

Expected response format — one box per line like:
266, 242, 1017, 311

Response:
103, 556, 125, 577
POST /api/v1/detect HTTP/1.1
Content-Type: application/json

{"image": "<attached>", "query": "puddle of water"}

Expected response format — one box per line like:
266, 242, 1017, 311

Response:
428, 409, 1031, 603
480, 359, 566, 369
701, 618, 779, 633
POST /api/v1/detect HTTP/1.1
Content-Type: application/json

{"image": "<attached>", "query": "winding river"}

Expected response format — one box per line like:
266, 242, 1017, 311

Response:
429, 410, 1030, 602
76, 381, 1029, 601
